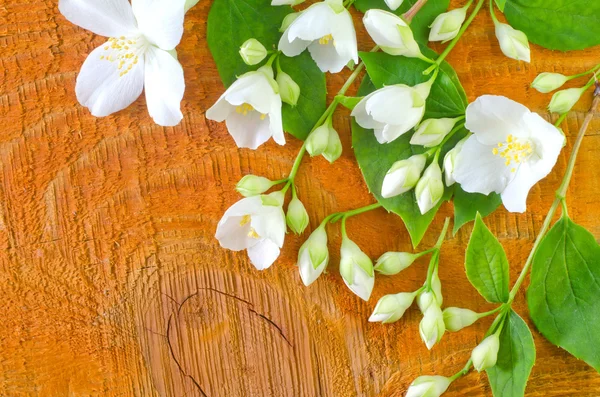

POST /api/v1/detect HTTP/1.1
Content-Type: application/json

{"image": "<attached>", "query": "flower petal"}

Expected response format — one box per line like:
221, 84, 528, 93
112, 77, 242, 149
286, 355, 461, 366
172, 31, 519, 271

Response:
465, 95, 530, 145
58, 0, 137, 38
307, 40, 348, 73
453, 135, 514, 195
252, 207, 286, 248
215, 216, 258, 251
278, 30, 311, 57
287, 3, 333, 42
75, 41, 145, 118
363, 9, 407, 49
247, 239, 281, 270
226, 112, 273, 150
331, 9, 358, 64
144, 47, 185, 126
366, 86, 416, 125
132, 0, 186, 50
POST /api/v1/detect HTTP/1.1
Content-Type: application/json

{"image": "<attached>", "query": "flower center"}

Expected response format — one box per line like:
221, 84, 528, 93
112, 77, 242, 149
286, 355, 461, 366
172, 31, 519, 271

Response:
99, 36, 147, 78
239, 215, 261, 239
492, 134, 534, 172
235, 103, 267, 120
318, 34, 334, 45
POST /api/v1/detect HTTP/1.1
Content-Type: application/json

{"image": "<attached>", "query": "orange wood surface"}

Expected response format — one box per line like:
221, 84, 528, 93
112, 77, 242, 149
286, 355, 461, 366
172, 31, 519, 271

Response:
1, 0, 600, 396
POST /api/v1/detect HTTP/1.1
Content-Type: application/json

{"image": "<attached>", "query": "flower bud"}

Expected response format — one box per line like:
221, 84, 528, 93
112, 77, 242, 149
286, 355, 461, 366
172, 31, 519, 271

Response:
369, 292, 416, 324
363, 10, 423, 59
443, 307, 480, 332
410, 118, 459, 147
272, 0, 305, 5
276, 70, 301, 107
236, 175, 275, 197
531, 72, 569, 94
442, 137, 467, 186
548, 87, 585, 114
417, 291, 437, 313
340, 237, 375, 301
374, 252, 419, 275
383, 0, 404, 11
419, 305, 445, 350
429, 6, 468, 42
381, 154, 427, 199
415, 161, 444, 215
306, 124, 330, 156
431, 268, 443, 306
323, 126, 343, 163
405, 375, 451, 397
279, 12, 300, 32
239, 38, 268, 66
297, 225, 329, 286
471, 333, 500, 372
494, 22, 530, 63
286, 196, 309, 234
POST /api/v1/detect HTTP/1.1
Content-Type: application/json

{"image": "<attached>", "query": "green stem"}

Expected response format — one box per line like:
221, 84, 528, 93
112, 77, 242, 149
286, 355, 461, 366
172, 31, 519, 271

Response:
424, 0, 486, 75
450, 359, 473, 382
554, 113, 568, 127
403, 0, 429, 23
425, 218, 450, 286
476, 305, 503, 319
569, 63, 600, 80
341, 203, 383, 219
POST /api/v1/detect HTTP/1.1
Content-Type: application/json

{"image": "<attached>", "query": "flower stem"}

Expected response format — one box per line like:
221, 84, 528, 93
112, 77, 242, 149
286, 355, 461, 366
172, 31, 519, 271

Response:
425, 217, 450, 285
403, 0, 429, 23
423, 0, 486, 75
569, 63, 600, 80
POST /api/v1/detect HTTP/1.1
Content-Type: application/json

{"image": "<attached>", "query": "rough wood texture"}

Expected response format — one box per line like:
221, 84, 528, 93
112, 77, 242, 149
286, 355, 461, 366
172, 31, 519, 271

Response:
1, 1, 599, 396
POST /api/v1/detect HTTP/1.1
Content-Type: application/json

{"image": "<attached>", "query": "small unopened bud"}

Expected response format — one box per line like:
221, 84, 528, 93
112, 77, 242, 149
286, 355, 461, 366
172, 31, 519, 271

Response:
279, 12, 300, 32
306, 124, 330, 156
417, 291, 437, 313
236, 175, 275, 197
415, 161, 444, 215
471, 333, 500, 371
431, 268, 443, 306
443, 307, 480, 332
374, 252, 419, 275
405, 375, 451, 397
286, 196, 309, 234
239, 38, 268, 66
494, 22, 530, 63
272, 0, 305, 5
323, 126, 343, 163
340, 237, 375, 301
531, 72, 569, 94
548, 87, 585, 114
419, 305, 445, 350
383, 0, 404, 11
363, 10, 423, 59
297, 225, 329, 286
443, 137, 467, 186
276, 70, 301, 106
410, 117, 460, 147
369, 292, 416, 324
429, 6, 468, 43
381, 154, 427, 198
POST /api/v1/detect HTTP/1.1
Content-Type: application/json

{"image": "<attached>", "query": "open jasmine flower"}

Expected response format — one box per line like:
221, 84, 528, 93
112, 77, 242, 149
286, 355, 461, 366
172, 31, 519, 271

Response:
206, 66, 284, 149
278, 0, 358, 73
59, 0, 188, 126
216, 192, 286, 270
454, 95, 564, 213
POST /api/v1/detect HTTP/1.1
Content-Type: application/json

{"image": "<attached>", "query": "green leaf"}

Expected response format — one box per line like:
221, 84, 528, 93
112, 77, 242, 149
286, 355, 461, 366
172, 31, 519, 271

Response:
494, 0, 506, 12
487, 310, 536, 397
354, 0, 450, 43
504, 0, 600, 51
207, 0, 326, 140
528, 216, 600, 371
465, 213, 510, 303
352, 50, 467, 247
453, 187, 502, 234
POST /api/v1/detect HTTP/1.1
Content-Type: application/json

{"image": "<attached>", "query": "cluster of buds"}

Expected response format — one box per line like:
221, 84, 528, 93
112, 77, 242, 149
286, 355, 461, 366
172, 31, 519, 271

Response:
306, 117, 343, 163
531, 67, 599, 115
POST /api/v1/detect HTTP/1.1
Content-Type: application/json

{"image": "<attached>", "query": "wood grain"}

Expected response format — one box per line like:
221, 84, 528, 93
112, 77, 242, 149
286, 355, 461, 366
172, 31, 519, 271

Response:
1, 0, 600, 396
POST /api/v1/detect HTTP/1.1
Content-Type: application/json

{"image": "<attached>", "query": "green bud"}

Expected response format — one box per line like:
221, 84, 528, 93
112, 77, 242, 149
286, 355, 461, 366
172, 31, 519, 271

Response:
419, 305, 445, 350
472, 333, 500, 371
406, 375, 451, 397
286, 196, 309, 234
280, 12, 300, 32
369, 292, 416, 323
531, 72, 569, 94
239, 38, 268, 66
323, 126, 343, 163
261, 191, 285, 207
340, 237, 375, 301
306, 124, 330, 156
549, 87, 586, 114
374, 252, 419, 275
410, 117, 460, 148
381, 154, 427, 199
415, 161, 444, 215
236, 175, 275, 197
443, 307, 480, 332
297, 225, 329, 286
276, 70, 301, 106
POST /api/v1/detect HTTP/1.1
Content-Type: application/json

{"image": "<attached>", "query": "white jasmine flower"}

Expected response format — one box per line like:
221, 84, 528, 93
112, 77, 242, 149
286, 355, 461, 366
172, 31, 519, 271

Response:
429, 6, 468, 42
206, 66, 284, 149
216, 192, 286, 270
297, 225, 329, 286
531, 72, 569, 94
494, 22, 530, 63
442, 136, 468, 186
340, 237, 375, 301
278, 0, 358, 73
58, 0, 188, 126
381, 154, 427, 198
352, 78, 434, 144
472, 333, 501, 371
369, 292, 416, 323
406, 375, 451, 397
453, 95, 564, 213
363, 10, 424, 60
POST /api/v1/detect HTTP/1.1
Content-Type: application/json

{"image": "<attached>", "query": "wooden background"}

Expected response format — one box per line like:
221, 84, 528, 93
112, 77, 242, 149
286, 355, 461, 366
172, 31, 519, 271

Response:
1, 0, 600, 396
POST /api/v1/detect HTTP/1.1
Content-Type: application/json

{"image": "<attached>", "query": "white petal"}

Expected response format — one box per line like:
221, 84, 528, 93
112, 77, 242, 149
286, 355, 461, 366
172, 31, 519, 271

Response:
331, 9, 358, 64
247, 239, 281, 270
453, 135, 514, 195
500, 163, 537, 213
221, 196, 264, 218
307, 40, 348, 73
352, 92, 385, 129
226, 112, 274, 150
75, 41, 145, 117
366, 86, 416, 125
269, 97, 286, 146
144, 47, 184, 126
384, 0, 404, 11
363, 10, 407, 49
298, 249, 328, 286
225, 73, 276, 114
252, 207, 286, 248
58, 0, 137, 38
278, 29, 311, 57
345, 266, 374, 301
287, 3, 333, 42
132, 0, 186, 50
215, 216, 258, 251
465, 95, 530, 145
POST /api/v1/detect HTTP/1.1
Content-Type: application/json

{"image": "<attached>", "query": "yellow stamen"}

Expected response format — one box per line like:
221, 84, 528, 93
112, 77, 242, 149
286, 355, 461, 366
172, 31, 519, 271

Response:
248, 228, 260, 239
239, 215, 251, 226
318, 34, 333, 45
